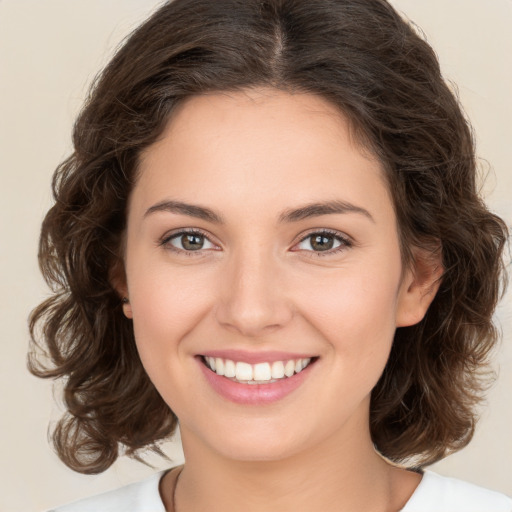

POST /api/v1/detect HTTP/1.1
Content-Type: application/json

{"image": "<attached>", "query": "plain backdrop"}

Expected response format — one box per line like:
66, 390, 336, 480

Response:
0, 1, 510, 510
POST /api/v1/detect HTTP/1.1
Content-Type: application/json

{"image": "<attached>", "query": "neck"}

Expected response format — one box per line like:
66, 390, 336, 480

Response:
163, 421, 420, 512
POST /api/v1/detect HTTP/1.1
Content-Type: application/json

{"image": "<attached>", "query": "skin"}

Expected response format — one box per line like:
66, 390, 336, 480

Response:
118, 88, 442, 511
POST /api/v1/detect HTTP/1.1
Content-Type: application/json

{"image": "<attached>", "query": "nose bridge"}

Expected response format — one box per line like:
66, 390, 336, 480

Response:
215, 241, 292, 337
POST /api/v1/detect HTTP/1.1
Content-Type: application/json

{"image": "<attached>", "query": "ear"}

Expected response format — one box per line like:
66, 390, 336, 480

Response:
395, 243, 443, 327
109, 257, 133, 319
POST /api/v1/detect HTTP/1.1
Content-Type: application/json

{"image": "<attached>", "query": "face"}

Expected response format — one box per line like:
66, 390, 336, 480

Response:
120, 88, 435, 463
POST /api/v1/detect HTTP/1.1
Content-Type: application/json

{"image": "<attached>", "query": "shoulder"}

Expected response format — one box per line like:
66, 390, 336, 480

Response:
47, 470, 168, 512
402, 470, 512, 512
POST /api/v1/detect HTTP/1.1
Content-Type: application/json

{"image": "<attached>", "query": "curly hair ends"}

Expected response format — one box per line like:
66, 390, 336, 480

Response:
28, 0, 509, 473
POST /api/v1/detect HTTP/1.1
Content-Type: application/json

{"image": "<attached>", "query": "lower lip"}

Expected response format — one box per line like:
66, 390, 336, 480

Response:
197, 357, 316, 405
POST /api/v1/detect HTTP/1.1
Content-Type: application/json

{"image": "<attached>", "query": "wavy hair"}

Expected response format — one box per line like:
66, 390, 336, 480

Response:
29, 0, 509, 473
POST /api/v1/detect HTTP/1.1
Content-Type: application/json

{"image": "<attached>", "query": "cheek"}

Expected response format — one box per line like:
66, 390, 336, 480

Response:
127, 261, 215, 365
126, 265, 217, 418
296, 258, 402, 370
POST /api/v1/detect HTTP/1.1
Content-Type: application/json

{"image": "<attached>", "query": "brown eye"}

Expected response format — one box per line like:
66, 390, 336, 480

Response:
162, 230, 217, 253
310, 234, 335, 251
294, 231, 352, 255
181, 233, 205, 250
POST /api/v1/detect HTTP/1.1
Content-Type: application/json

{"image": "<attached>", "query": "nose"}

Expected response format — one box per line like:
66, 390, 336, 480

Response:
214, 248, 294, 338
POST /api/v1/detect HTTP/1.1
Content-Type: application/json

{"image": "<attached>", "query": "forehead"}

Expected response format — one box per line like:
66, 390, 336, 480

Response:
142, 87, 376, 167
134, 88, 393, 223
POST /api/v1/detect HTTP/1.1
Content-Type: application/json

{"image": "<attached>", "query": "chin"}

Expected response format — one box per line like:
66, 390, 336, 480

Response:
213, 437, 301, 463
184, 417, 312, 463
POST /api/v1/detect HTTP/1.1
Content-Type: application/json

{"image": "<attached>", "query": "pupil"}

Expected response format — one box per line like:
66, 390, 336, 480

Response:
182, 234, 203, 250
311, 234, 333, 251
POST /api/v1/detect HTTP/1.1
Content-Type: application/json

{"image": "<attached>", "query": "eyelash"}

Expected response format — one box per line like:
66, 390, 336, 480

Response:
294, 229, 353, 257
159, 229, 216, 257
159, 228, 353, 257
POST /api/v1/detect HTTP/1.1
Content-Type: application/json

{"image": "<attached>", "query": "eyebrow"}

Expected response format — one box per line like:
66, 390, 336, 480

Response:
278, 200, 374, 223
144, 199, 374, 224
145, 200, 224, 223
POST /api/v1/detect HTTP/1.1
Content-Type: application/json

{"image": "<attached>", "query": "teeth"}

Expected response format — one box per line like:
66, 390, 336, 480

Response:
224, 359, 236, 378
204, 356, 313, 383
284, 360, 295, 377
253, 362, 271, 380
271, 361, 285, 379
235, 362, 253, 381
215, 358, 225, 376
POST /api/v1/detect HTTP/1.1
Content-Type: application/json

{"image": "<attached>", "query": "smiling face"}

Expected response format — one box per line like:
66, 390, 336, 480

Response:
119, 88, 436, 464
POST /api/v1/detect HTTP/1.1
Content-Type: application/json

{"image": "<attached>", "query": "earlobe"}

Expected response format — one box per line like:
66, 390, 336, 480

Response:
395, 245, 444, 328
109, 258, 133, 319
121, 297, 133, 319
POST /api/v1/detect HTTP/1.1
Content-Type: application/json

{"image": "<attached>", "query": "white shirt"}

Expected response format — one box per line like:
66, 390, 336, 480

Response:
49, 469, 512, 512
401, 471, 512, 511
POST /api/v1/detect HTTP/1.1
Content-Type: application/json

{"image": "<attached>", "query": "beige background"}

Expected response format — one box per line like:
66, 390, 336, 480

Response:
0, 1, 510, 510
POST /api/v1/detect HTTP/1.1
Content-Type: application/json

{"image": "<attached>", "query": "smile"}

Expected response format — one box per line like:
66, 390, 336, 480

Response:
197, 353, 318, 405
202, 356, 313, 384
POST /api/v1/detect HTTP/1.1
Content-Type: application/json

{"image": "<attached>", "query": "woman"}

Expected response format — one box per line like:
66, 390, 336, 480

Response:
29, 0, 511, 510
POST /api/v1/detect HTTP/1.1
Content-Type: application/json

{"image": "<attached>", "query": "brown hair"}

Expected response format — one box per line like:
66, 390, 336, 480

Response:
29, 0, 509, 473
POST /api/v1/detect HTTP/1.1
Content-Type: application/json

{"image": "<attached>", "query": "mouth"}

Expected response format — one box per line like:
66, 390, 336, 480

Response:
198, 354, 319, 385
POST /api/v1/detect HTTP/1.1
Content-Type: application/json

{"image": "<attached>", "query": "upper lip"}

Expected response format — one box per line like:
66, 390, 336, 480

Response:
198, 349, 318, 364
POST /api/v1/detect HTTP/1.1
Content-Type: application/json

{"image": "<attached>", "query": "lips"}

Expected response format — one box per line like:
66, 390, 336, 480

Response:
196, 351, 318, 405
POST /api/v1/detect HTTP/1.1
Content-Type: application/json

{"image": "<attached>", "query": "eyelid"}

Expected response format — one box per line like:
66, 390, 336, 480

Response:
159, 228, 220, 255
159, 227, 353, 257
291, 228, 353, 256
